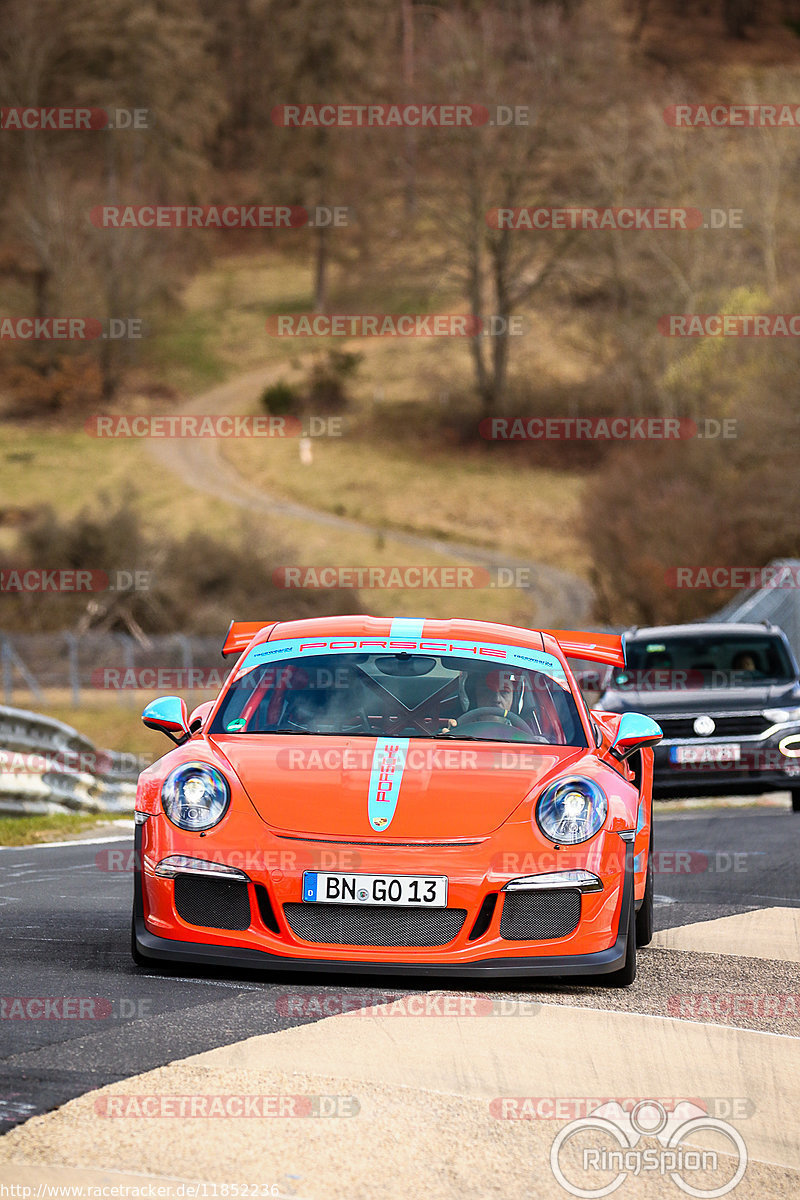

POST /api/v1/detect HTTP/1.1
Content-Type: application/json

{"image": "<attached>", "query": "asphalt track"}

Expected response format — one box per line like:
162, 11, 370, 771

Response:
1, 803, 798, 1197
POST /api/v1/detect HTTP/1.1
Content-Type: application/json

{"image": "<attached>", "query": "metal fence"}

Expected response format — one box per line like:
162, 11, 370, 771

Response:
0, 631, 225, 707
3, 570, 800, 708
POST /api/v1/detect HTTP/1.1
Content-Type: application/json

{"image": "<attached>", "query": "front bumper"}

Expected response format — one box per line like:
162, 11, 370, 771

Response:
653, 729, 800, 796
132, 824, 635, 979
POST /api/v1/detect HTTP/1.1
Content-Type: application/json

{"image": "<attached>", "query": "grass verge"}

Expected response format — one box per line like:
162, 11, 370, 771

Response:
0, 812, 126, 847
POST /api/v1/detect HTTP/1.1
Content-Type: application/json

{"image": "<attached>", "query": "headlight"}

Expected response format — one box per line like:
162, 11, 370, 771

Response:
764, 707, 800, 726
161, 763, 230, 831
535, 777, 608, 845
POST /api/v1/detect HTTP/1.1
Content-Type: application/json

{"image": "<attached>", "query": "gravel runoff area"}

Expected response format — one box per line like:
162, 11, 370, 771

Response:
1, 998, 797, 1200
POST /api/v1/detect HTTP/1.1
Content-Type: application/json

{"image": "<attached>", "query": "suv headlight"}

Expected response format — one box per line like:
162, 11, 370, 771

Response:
161, 763, 230, 831
535, 777, 608, 845
764, 707, 800, 726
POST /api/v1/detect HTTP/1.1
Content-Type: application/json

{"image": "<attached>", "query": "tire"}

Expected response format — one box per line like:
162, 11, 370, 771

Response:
791, 789, 800, 813
599, 888, 637, 987
635, 832, 654, 947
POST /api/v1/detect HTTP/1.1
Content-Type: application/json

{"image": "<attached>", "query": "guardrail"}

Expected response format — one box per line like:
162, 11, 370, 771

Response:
0, 704, 148, 815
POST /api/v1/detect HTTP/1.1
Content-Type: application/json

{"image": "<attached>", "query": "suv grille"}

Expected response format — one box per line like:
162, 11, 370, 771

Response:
657, 713, 770, 739
499, 889, 581, 941
283, 903, 466, 947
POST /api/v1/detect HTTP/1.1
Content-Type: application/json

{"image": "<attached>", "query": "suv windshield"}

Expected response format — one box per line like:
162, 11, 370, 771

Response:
210, 641, 587, 746
615, 634, 794, 690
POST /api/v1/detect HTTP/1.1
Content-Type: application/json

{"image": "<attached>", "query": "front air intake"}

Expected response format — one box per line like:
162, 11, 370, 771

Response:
283, 903, 467, 947
499, 889, 581, 941
173, 875, 251, 931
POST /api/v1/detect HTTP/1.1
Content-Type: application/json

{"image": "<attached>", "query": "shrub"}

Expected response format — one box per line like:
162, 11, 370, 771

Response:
305, 349, 363, 414
260, 380, 301, 416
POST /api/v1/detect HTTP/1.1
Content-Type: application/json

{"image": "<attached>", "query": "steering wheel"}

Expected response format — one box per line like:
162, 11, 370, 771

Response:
453, 706, 530, 732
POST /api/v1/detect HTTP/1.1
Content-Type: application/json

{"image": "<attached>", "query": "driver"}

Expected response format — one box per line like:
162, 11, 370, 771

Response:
473, 669, 515, 717
441, 668, 522, 731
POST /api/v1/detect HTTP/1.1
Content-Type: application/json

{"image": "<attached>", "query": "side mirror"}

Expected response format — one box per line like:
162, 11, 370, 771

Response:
610, 712, 662, 761
142, 696, 190, 744
188, 700, 215, 733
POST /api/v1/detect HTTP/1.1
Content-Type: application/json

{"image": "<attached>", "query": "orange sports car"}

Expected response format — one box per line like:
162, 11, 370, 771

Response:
132, 616, 661, 985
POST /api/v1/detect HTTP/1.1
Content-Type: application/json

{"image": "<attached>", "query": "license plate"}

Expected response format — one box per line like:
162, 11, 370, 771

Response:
302, 872, 448, 907
670, 743, 741, 765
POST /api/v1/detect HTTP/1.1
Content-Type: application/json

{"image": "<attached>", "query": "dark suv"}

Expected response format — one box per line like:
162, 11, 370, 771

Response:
594, 622, 800, 809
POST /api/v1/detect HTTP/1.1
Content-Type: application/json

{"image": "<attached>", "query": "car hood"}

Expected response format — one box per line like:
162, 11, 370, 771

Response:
599, 682, 799, 716
210, 734, 586, 838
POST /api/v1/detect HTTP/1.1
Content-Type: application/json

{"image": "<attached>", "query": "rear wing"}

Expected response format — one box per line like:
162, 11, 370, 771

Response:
221, 620, 276, 658
541, 629, 626, 669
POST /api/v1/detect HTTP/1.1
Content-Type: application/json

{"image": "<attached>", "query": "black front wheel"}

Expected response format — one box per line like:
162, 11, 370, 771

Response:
636, 831, 655, 947
130, 912, 147, 966
598, 892, 637, 987
791, 789, 800, 813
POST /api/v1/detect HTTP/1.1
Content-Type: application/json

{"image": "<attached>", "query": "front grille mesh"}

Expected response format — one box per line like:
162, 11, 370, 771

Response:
174, 875, 251, 931
657, 713, 769, 739
283, 902, 466, 947
499, 889, 581, 941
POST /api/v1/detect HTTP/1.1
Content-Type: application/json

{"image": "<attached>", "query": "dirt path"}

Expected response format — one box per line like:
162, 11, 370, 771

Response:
148, 366, 593, 627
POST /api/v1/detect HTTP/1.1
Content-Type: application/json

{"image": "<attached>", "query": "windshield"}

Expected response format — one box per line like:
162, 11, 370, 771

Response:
210, 638, 587, 746
616, 634, 794, 690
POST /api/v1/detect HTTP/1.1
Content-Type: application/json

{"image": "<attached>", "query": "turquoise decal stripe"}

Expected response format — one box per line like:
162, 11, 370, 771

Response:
634, 852, 645, 873
236, 635, 568, 684
367, 737, 410, 832
389, 618, 426, 639
636, 800, 646, 833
